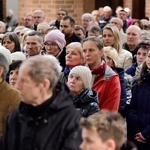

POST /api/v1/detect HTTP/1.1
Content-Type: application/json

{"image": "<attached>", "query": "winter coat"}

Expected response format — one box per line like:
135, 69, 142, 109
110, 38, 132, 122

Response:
0, 80, 20, 137
73, 89, 100, 117
92, 65, 121, 112
127, 71, 150, 150
0, 83, 81, 150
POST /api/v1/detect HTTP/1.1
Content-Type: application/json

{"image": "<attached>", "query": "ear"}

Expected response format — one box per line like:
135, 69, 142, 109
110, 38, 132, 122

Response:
40, 79, 51, 91
105, 139, 116, 150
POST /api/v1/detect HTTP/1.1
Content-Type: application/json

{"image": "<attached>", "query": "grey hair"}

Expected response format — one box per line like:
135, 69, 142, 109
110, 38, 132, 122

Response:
33, 9, 45, 16
82, 36, 104, 50
25, 55, 62, 90
81, 13, 94, 21
0, 53, 9, 79
0, 21, 6, 31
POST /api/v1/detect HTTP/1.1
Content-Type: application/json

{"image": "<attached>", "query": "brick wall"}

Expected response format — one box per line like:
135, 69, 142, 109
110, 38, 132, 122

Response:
18, 0, 87, 26
145, 0, 150, 18
123, 0, 132, 17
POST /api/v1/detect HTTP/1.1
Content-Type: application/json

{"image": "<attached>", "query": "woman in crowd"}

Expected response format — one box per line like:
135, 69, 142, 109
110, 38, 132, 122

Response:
59, 42, 85, 83
9, 60, 23, 88
2, 32, 21, 53
104, 46, 126, 117
102, 24, 133, 70
127, 49, 150, 150
68, 65, 99, 117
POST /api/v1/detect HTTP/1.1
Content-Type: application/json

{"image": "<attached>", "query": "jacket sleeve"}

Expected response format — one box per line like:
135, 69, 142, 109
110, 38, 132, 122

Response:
101, 75, 121, 112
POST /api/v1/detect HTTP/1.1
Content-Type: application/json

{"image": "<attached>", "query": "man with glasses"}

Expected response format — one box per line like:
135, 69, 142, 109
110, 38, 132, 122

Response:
24, 14, 34, 30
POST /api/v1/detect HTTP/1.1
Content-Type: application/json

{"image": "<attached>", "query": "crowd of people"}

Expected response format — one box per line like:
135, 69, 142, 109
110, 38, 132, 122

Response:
0, 5, 150, 150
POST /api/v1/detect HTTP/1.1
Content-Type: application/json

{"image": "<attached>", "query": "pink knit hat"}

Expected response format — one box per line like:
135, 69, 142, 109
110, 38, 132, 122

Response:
44, 30, 66, 53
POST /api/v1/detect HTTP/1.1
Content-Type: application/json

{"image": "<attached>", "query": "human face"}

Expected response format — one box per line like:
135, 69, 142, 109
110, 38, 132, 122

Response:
104, 51, 115, 68
74, 29, 85, 39
92, 10, 100, 22
26, 35, 42, 56
117, 11, 127, 21
60, 19, 74, 36
126, 27, 140, 47
24, 15, 34, 28
57, 10, 67, 21
44, 41, 60, 57
82, 19, 90, 29
9, 68, 19, 88
68, 73, 84, 96
110, 19, 121, 30
146, 51, 150, 69
33, 12, 45, 25
2, 36, 15, 53
137, 48, 148, 65
16, 64, 44, 106
80, 128, 108, 150
102, 29, 115, 47
82, 40, 103, 70
66, 48, 84, 68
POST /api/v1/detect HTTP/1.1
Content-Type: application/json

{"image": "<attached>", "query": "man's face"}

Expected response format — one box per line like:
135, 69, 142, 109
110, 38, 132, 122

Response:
92, 10, 100, 22
82, 40, 103, 69
24, 15, 34, 28
126, 27, 140, 47
16, 64, 44, 106
57, 10, 67, 21
74, 29, 85, 39
26, 35, 42, 56
60, 19, 74, 36
117, 11, 127, 21
80, 128, 108, 150
33, 12, 45, 25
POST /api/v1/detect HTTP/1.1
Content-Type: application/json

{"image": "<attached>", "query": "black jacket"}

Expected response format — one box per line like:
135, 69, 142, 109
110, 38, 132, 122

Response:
0, 83, 81, 150
73, 89, 100, 117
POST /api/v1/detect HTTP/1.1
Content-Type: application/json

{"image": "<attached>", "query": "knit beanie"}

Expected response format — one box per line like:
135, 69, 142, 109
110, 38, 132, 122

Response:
44, 30, 66, 54
69, 66, 92, 89
0, 45, 12, 65
11, 52, 26, 61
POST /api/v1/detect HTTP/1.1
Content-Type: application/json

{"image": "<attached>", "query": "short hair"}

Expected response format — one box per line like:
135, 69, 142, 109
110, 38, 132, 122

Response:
2, 32, 21, 52
80, 110, 126, 150
66, 42, 84, 58
88, 25, 102, 37
132, 19, 144, 30
58, 8, 68, 15
33, 9, 45, 16
82, 36, 104, 50
27, 31, 43, 43
74, 25, 86, 35
9, 60, 23, 74
62, 16, 75, 26
0, 53, 9, 79
23, 55, 62, 90
81, 13, 93, 21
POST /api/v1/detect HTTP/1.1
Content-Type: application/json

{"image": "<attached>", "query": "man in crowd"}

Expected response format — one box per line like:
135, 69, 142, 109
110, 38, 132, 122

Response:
0, 55, 81, 149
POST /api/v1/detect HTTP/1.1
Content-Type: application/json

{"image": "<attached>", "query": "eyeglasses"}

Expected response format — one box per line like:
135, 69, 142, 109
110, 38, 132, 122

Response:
24, 18, 33, 21
44, 42, 58, 48
33, 16, 42, 19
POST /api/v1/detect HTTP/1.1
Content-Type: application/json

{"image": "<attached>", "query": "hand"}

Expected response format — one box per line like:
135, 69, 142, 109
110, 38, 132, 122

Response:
135, 132, 147, 143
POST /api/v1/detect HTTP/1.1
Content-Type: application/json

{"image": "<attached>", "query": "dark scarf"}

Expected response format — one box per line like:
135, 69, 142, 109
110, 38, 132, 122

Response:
64, 66, 70, 78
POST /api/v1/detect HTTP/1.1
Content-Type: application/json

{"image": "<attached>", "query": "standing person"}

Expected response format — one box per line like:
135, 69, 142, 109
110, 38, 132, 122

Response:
82, 36, 121, 112
68, 66, 99, 117
80, 110, 126, 150
0, 55, 81, 150
127, 49, 150, 150
60, 16, 82, 45
0, 49, 20, 137
4, 9, 18, 32
50, 8, 68, 29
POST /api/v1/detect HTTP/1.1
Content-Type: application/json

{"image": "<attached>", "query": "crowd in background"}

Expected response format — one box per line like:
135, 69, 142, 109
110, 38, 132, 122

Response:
0, 5, 150, 150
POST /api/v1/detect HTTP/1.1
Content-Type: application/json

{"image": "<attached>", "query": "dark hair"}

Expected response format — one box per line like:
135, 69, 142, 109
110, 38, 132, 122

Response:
88, 25, 102, 36
2, 32, 21, 52
137, 41, 150, 50
27, 31, 43, 43
9, 60, 23, 74
75, 25, 86, 35
121, 141, 137, 150
62, 16, 75, 26
132, 19, 144, 29
58, 8, 68, 16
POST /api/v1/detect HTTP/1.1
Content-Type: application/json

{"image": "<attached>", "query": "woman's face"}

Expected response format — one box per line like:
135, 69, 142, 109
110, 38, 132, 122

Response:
104, 51, 115, 68
66, 48, 84, 69
136, 48, 148, 66
68, 73, 84, 96
9, 67, 19, 88
44, 41, 60, 57
102, 29, 115, 46
2, 36, 15, 53
146, 50, 150, 69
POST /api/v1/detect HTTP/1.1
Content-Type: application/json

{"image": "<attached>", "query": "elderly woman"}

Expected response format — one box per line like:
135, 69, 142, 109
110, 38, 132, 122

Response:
43, 29, 66, 70
2, 32, 21, 53
68, 66, 99, 117
59, 42, 85, 83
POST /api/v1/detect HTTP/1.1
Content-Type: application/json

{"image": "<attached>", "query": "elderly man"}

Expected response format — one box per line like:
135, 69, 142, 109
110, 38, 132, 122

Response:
123, 25, 141, 61
0, 55, 81, 149
0, 47, 20, 137
25, 31, 44, 57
